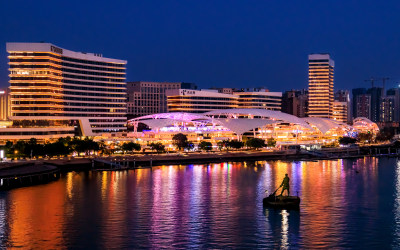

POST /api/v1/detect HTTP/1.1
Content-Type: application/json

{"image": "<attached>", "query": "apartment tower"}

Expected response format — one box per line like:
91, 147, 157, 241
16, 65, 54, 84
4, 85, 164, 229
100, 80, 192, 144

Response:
308, 54, 334, 118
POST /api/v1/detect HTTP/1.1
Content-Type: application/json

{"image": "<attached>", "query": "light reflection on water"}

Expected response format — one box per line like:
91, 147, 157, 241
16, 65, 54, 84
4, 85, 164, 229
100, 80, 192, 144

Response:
0, 157, 399, 248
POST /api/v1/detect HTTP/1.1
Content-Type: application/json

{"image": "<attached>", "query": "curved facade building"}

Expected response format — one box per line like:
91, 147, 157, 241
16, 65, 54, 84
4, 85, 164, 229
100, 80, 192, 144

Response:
128, 109, 361, 147
6, 42, 127, 138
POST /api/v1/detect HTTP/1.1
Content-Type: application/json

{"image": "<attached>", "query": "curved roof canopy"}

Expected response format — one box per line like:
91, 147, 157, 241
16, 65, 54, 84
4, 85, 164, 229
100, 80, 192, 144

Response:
129, 112, 213, 130
129, 109, 356, 135
130, 112, 210, 122
204, 108, 312, 129
353, 117, 379, 131
303, 117, 351, 134
214, 118, 276, 135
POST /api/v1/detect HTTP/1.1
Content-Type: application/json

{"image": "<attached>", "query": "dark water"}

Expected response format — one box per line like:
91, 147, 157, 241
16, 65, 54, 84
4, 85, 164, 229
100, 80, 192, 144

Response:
0, 157, 399, 249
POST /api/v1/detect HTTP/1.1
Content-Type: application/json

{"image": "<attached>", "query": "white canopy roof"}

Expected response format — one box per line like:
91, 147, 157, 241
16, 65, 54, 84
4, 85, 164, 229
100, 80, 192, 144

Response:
205, 109, 312, 129
303, 117, 351, 134
214, 118, 276, 135
129, 109, 356, 135
130, 112, 210, 122
138, 118, 178, 129
353, 117, 379, 131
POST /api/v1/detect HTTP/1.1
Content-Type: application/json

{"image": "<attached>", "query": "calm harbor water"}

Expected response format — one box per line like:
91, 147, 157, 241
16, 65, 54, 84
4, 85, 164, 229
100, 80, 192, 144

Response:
0, 157, 399, 249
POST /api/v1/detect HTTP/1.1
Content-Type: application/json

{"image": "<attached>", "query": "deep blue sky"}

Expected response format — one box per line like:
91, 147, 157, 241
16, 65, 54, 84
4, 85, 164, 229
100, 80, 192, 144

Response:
1, 0, 400, 91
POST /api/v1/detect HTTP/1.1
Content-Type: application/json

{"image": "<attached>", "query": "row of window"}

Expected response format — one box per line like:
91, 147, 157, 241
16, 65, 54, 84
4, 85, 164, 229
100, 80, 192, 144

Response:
62, 67, 125, 78
63, 96, 126, 103
11, 95, 125, 103
64, 102, 126, 108
9, 64, 60, 69
168, 105, 236, 110
168, 101, 237, 105
13, 107, 64, 111
168, 96, 237, 101
62, 85, 126, 92
89, 119, 126, 123
13, 113, 126, 117
63, 91, 126, 98
10, 58, 57, 63
238, 104, 281, 107
12, 89, 62, 93
12, 95, 56, 99
63, 79, 125, 88
11, 83, 61, 88
239, 98, 281, 102
0, 131, 74, 135
12, 101, 61, 105
237, 95, 281, 99
90, 124, 126, 128
64, 108, 126, 112
62, 74, 125, 83
92, 128, 126, 133
10, 76, 61, 81
62, 62, 125, 73
10, 70, 60, 76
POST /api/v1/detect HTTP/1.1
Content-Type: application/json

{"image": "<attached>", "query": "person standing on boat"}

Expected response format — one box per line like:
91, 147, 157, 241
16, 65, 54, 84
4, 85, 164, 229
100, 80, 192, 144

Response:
279, 174, 290, 196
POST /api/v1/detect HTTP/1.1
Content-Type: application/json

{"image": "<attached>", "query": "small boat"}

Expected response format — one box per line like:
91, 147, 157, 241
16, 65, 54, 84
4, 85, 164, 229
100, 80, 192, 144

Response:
263, 194, 300, 209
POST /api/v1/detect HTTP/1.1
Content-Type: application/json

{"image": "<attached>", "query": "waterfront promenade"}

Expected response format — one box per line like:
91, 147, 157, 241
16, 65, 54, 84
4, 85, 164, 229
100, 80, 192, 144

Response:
0, 144, 397, 172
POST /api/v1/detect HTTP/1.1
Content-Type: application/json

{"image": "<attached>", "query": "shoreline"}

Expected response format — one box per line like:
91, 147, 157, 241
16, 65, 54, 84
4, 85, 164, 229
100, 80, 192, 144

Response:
1, 144, 399, 171
0, 148, 397, 190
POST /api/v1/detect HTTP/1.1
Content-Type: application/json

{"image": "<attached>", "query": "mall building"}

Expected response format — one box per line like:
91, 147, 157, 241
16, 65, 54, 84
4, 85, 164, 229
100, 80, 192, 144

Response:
128, 108, 379, 149
1, 42, 127, 141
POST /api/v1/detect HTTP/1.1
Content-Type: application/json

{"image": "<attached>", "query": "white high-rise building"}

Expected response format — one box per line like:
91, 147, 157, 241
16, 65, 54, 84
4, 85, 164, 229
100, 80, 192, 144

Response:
5, 42, 127, 139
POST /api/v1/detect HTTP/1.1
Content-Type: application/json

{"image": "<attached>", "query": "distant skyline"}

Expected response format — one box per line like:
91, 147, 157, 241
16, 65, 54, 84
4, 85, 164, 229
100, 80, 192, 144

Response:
1, 0, 400, 91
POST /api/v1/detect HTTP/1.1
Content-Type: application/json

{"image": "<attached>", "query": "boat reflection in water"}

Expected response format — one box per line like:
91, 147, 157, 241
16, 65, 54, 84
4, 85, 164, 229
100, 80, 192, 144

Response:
263, 208, 300, 249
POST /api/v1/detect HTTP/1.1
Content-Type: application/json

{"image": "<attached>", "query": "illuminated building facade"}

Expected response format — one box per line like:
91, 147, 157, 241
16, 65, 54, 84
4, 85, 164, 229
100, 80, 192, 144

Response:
5, 42, 127, 139
166, 89, 239, 113
0, 88, 11, 121
234, 91, 282, 111
367, 87, 384, 122
126, 81, 197, 118
210, 87, 234, 95
308, 54, 334, 118
166, 89, 282, 113
352, 88, 371, 120
333, 101, 348, 123
380, 96, 395, 122
334, 90, 350, 123
385, 88, 400, 122
281, 89, 308, 117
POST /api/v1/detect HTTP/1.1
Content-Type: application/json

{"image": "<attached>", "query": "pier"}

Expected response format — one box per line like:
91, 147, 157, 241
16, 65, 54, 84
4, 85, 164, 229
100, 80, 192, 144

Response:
0, 163, 60, 190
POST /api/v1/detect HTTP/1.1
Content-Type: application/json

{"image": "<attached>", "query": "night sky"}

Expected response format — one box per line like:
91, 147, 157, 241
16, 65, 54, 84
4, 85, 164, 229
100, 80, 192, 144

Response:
1, 0, 400, 91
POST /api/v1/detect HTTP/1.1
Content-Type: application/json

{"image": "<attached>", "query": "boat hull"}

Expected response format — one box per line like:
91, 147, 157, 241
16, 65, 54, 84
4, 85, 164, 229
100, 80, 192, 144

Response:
263, 195, 300, 209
